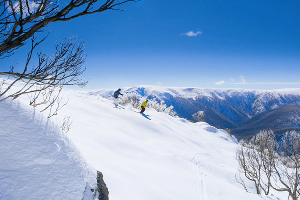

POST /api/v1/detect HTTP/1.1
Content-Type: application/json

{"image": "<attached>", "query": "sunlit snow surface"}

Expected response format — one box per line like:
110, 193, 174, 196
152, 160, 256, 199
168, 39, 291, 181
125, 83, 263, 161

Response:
0, 86, 287, 200
0, 99, 95, 200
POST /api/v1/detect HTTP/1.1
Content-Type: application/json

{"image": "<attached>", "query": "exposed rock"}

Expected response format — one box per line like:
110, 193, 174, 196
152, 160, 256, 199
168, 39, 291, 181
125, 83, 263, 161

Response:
97, 171, 109, 200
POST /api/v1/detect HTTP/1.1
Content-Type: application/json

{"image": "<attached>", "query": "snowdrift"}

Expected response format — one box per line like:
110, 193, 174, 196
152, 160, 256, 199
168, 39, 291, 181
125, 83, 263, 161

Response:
0, 99, 95, 200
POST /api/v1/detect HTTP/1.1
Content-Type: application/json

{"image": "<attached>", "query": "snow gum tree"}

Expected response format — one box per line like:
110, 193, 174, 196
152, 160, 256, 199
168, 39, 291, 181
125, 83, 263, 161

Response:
237, 130, 300, 200
236, 130, 275, 195
270, 131, 300, 200
0, 0, 136, 112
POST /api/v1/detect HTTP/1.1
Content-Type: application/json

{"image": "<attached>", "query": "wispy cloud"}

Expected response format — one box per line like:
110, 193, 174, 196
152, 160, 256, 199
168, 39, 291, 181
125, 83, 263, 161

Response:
182, 31, 202, 37
229, 75, 300, 85
215, 80, 225, 85
215, 76, 300, 86
239, 75, 246, 83
231, 82, 300, 85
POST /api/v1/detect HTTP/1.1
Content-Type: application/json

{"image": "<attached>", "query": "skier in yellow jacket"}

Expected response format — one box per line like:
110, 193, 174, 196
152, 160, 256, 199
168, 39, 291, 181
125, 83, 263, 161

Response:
140, 100, 148, 114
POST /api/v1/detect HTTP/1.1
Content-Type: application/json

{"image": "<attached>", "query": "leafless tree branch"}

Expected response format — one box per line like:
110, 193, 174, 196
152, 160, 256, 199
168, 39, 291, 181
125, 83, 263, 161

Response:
0, 36, 86, 102
0, 0, 136, 116
0, 0, 137, 57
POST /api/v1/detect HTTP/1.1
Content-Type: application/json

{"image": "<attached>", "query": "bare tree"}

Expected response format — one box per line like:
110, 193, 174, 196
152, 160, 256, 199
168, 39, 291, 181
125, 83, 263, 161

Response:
270, 131, 300, 200
237, 140, 264, 194
0, 0, 136, 109
0, 36, 85, 101
237, 130, 300, 200
236, 130, 276, 195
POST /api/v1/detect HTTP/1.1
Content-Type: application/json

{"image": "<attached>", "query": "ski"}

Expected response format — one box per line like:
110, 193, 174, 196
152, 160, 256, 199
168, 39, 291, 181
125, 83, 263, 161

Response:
114, 105, 125, 109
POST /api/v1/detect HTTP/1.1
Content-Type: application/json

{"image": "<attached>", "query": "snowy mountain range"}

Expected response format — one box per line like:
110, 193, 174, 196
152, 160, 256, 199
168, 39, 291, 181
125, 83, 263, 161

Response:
92, 86, 300, 139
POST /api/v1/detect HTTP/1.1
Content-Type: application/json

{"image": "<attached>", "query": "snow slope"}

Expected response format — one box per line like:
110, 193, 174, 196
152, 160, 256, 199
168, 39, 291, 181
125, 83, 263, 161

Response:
0, 99, 95, 200
47, 90, 285, 200
1, 86, 287, 200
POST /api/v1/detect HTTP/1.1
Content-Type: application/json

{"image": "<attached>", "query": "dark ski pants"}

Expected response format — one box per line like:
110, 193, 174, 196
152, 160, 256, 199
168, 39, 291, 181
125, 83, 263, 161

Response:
140, 107, 146, 113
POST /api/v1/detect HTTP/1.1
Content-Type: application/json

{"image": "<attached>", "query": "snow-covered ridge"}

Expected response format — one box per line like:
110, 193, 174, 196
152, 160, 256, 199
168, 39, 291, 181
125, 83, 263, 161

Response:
89, 86, 300, 112
90, 85, 300, 99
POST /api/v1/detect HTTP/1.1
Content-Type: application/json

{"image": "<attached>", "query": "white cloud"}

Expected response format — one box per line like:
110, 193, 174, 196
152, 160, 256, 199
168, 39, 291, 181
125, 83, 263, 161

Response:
8, 0, 39, 16
182, 31, 202, 37
239, 75, 246, 83
215, 80, 225, 85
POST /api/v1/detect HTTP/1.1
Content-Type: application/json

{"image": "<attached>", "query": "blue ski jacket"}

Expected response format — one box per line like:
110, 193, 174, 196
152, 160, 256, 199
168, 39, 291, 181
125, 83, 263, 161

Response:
113, 90, 123, 98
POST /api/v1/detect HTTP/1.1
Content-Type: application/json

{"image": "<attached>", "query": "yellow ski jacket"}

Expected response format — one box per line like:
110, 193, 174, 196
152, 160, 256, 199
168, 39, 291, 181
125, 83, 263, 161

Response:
141, 100, 148, 108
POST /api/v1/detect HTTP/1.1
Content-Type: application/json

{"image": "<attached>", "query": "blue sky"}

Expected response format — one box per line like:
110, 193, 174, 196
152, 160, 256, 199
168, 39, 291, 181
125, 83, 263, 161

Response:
4, 0, 300, 89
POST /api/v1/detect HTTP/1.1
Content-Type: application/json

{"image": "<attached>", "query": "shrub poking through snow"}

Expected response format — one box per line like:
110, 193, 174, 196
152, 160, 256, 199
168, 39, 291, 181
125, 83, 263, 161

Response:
192, 111, 205, 122
117, 93, 140, 109
117, 93, 177, 116
146, 98, 177, 117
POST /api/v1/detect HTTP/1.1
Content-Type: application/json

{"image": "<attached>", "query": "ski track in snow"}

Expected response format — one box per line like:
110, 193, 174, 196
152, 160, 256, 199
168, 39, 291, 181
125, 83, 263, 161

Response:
193, 153, 211, 200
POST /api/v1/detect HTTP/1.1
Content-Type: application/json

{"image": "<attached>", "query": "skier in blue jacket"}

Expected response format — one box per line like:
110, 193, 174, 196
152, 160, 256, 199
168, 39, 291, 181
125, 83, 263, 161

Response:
113, 88, 123, 99
113, 88, 123, 107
